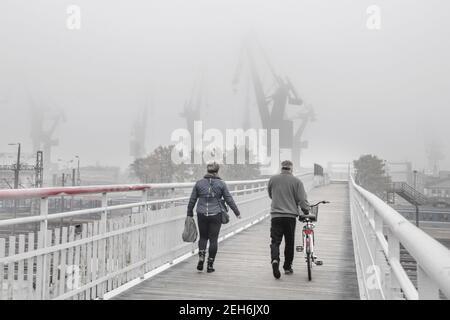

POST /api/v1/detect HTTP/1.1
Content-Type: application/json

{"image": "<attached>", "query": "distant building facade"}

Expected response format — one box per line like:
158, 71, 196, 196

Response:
424, 177, 450, 199
385, 162, 412, 184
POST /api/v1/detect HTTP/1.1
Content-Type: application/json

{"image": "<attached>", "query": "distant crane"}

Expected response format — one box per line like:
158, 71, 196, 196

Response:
130, 103, 150, 159
425, 139, 445, 176
28, 94, 66, 175
232, 37, 315, 169
180, 71, 208, 138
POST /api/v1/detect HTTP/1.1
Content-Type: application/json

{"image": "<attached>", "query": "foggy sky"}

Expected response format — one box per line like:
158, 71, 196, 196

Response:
1, 0, 449, 172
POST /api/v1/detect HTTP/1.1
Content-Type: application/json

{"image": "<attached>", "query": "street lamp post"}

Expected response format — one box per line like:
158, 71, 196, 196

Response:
75, 155, 81, 186
413, 170, 418, 190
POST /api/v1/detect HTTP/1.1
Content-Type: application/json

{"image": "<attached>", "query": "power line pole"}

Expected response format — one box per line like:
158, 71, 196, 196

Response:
75, 155, 81, 186
35, 151, 44, 188
72, 168, 76, 186
8, 142, 21, 189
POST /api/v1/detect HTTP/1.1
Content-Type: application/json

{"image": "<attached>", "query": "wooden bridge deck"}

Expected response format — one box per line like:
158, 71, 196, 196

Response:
113, 182, 360, 300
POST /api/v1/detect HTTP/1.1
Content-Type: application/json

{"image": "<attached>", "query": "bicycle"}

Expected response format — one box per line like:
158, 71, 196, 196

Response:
296, 200, 330, 281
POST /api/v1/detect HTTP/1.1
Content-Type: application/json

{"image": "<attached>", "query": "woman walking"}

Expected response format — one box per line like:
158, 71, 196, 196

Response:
187, 162, 241, 272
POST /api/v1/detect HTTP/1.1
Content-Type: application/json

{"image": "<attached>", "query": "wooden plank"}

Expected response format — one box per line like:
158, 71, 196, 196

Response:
106, 220, 113, 291
117, 218, 124, 287
98, 214, 107, 299
86, 223, 93, 299
44, 230, 52, 299
58, 227, 68, 297
122, 217, 128, 285
51, 228, 61, 298
35, 231, 43, 300
73, 229, 81, 300
115, 219, 122, 288
91, 221, 99, 299
17, 235, 25, 299
7, 236, 15, 300
145, 212, 150, 273
139, 212, 145, 277
66, 226, 75, 300
80, 223, 87, 300
130, 215, 137, 280
26, 233, 34, 300
0, 238, 5, 300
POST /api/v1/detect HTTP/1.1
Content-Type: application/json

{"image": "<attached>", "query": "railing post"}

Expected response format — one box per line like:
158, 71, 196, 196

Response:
40, 197, 48, 300
372, 210, 385, 297
141, 189, 148, 213
367, 203, 376, 253
417, 265, 439, 299
374, 213, 383, 263
141, 189, 148, 279
98, 192, 108, 300
387, 228, 401, 299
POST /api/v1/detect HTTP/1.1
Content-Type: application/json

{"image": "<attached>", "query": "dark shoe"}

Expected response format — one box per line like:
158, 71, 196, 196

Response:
197, 250, 206, 271
284, 267, 294, 275
272, 260, 281, 279
207, 258, 215, 273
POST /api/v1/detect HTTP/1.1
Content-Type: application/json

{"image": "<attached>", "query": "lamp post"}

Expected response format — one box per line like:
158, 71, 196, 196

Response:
413, 170, 418, 190
75, 155, 80, 186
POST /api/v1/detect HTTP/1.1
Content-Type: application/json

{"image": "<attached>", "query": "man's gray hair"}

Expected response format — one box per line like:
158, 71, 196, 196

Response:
281, 160, 293, 170
207, 161, 220, 173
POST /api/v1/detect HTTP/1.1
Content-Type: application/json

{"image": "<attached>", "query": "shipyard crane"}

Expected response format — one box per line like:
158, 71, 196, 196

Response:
180, 71, 207, 137
130, 103, 149, 159
28, 94, 66, 174
232, 37, 315, 169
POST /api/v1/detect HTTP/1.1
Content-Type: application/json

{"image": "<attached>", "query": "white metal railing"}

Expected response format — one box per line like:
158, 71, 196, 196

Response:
349, 175, 450, 300
0, 172, 318, 300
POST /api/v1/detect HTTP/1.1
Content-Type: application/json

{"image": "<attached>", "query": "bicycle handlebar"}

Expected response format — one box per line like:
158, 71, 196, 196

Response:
310, 200, 330, 208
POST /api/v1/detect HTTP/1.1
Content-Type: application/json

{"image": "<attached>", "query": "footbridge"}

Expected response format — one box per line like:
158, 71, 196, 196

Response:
0, 171, 449, 300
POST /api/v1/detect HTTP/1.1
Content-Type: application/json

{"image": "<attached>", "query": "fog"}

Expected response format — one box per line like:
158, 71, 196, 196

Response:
1, 0, 449, 171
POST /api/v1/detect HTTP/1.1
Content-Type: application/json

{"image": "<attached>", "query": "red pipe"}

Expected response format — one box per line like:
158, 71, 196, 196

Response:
0, 184, 153, 200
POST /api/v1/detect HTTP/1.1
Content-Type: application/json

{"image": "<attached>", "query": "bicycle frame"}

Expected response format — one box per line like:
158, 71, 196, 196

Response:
302, 220, 315, 255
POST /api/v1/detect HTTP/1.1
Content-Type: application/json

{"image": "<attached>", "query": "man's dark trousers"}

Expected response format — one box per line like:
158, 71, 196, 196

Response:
270, 217, 296, 269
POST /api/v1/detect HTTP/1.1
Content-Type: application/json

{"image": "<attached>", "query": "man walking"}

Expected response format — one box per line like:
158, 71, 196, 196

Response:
268, 160, 310, 279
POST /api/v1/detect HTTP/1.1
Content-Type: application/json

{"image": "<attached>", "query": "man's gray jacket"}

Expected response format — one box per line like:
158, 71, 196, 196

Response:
268, 170, 310, 218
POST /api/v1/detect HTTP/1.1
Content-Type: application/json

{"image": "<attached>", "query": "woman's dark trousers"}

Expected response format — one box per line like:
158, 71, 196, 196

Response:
197, 214, 222, 259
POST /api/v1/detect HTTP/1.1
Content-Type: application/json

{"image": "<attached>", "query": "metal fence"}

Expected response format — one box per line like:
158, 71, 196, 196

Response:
349, 175, 450, 300
0, 172, 318, 300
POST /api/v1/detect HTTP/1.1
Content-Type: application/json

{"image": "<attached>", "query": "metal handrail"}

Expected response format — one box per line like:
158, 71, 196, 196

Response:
0, 171, 317, 300
0, 177, 277, 200
350, 175, 450, 299
0, 185, 268, 227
